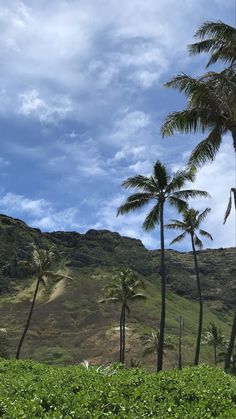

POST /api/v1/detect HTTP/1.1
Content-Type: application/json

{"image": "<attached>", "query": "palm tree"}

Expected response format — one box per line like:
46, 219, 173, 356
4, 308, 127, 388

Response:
203, 322, 225, 365
166, 207, 213, 365
143, 329, 174, 371
117, 161, 209, 371
188, 21, 236, 68
16, 246, 71, 360
99, 269, 146, 364
223, 187, 236, 371
161, 68, 236, 167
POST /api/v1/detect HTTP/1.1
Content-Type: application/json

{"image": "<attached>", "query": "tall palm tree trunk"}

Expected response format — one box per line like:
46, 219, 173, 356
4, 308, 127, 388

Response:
225, 310, 236, 371
179, 316, 183, 370
122, 306, 126, 364
214, 344, 217, 366
191, 234, 203, 366
157, 201, 166, 372
230, 126, 236, 152
16, 277, 40, 360
119, 305, 125, 363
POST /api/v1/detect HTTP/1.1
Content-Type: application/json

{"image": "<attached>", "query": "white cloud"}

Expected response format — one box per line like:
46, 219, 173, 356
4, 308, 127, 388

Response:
112, 110, 151, 140
0, 0, 212, 122
0, 192, 83, 231
185, 140, 236, 249
49, 137, 107, 178
92, 193, 158, 249
18, 89, 72, 122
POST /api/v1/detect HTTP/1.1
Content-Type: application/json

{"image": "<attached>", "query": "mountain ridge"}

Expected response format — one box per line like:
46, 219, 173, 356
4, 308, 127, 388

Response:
0, 213, 235, 368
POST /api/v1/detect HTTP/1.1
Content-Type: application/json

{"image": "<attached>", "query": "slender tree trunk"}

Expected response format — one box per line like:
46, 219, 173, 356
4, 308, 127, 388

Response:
16, 278, 40, 360
119, 305, 125, 363
178, 316, 183, 370
225, 309, 236, 371
122, 306, 126, 364
156, 344, 159, 370
214, 344, 217, 366
230, 126, 236, 153
157, 201, 165, 372
191, 234, 203, 366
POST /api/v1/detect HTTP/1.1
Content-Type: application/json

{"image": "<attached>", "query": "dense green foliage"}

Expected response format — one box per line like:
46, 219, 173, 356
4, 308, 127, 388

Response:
0, 360, 235, 418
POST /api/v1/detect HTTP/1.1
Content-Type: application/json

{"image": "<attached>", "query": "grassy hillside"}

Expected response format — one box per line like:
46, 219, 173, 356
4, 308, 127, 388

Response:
0, 360, 235, 418
0, 214, 235, 369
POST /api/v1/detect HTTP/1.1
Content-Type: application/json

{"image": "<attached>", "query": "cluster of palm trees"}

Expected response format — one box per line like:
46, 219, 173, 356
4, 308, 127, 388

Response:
116, 162, 212, 371
115, 20, 236, 372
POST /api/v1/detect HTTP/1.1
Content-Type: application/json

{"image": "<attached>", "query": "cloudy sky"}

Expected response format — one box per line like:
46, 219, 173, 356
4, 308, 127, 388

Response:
0, 0, 235, 250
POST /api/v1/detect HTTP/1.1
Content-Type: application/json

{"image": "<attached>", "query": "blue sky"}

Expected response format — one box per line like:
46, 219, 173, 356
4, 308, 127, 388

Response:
0, 0, 235, 250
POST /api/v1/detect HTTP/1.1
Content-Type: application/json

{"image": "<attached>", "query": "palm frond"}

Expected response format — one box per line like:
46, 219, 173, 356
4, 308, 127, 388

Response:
143, 346, 155, 356
165, 74, 225, 111
194, 234, 203, 249
172, 189, 210, 200
18, 261, 34, 271
117, 193, 151, 216
99, 297, 120, 304
170, 232, 187, 245
129, 293, 146, 301
43, 272, 72, 281
199, 229, 213, 241
167, 195, 187, 212
189, 20, 236, 66
223, 188, 236, 224
121, 175, 155, 192
165, 221, 186, 231
197, 208, 211, 224
193, 21, 235, 40
161, 109, 205, 137
153, 161, 169, 189
143, 204, 160, 231
188, 125, 223, 167
166, 168, 196, 193
188, 39, 216, 55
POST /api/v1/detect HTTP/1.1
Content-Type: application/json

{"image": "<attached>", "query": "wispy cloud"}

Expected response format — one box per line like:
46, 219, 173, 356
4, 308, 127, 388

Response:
18, 89, 72, 123
0, 192, 83, 232
0, 0, 216, 123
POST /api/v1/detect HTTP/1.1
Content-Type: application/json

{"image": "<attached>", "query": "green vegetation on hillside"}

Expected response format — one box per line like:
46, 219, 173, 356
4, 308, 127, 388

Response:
0, 214, 235, 368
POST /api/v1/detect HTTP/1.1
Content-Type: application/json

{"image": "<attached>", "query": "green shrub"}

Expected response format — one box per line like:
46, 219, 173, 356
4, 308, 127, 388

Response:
0, 360, 235, 418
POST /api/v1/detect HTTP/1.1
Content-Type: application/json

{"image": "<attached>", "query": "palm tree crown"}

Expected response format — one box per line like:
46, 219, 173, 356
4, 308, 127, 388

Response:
203, 322, 225, 348
166, 207, 213, 249
143, 329, 174, 356
100, 269, 146, 364
162, 68, 236, 167
203, 322, 225, 365
188, 20, 236, 67
100, 269, 145, 309
117, 161, 209, 228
